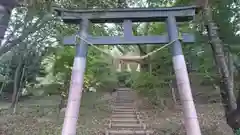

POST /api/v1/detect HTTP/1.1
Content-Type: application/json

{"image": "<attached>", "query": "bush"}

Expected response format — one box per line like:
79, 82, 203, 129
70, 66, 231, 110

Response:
236, 129, 240, 135
116, 71, 131, 84
130, 72, 171, 106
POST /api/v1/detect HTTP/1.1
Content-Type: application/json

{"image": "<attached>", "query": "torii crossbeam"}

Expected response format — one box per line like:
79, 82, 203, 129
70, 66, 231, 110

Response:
54, 6, 202, 135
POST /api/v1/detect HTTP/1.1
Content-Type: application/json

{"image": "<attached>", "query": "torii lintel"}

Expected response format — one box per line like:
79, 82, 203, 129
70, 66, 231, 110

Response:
54, 6, 197, 46
54, 6, 197, 23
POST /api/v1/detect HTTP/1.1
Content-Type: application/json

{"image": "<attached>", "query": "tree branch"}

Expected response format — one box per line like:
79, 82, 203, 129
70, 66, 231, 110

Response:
0, 13, 52, 56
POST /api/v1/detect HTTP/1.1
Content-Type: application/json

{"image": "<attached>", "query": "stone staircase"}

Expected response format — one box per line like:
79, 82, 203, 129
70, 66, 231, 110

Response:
105, 88, 154, 135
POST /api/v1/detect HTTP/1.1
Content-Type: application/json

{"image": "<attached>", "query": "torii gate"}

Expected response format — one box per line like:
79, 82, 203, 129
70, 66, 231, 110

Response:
116, 51, 141, 72
54, 6, 202, 135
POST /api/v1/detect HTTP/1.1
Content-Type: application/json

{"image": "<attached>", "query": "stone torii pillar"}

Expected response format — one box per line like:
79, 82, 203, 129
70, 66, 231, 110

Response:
61, 19, 89, 135
167, 16, 201, 135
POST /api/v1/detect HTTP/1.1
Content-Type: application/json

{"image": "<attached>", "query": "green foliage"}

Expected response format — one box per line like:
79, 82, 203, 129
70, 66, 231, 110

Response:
49, 45, 118, 95
116, 71, 131, 83
131, 72, 171, 106
236, 129, 240, 135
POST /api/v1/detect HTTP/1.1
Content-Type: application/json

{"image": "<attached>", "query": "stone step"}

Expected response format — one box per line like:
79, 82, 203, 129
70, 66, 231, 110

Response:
116, 97, 132, 98
115, 100, 134, 102
113, 107, 134, 109
115, 98, 132, 99
116, 96, 132, 97
115, 101, 134, 103
116, 98, 133, 99
117, 92, 132, 94
110, 123, 145, 129
114, 107, 134, 109
112, 109, 136, 114
116, 88, 132, 91
113, 108, 135, 110
115, 102, 134, 104
115, 99, 133, 100
111, 114, 136, 118
113, 109, 135, 112
111, 118, 139, 123
117, 93, 132, 95
115, 100, 133, 102
114, 103, 134, 106
106, 88, 152, 134
112, 111, 136, 115
115, 101, 133, 103
113, 106, 134, 109
113, 111, 135, 114
115, 98, 133, 100
114, 106, 134, 109
105, 129, 154, 135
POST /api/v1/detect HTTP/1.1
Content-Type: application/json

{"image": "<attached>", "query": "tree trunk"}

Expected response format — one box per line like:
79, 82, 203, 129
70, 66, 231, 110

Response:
202, 6, 239, 131
169, 79, 177, 106
227, 52, 234, 98
11, 58, 23, 109
147, 45, 152, 74
139, 46, 149, 72
138, 23, 151, 73
140, 62, 149, 72
57, 92, 65, 119
0, 75, 7, 95
13, 65, 25, 114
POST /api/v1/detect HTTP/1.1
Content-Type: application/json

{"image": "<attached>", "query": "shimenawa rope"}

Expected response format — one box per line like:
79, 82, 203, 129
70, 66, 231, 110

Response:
75, 34, 183, 60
